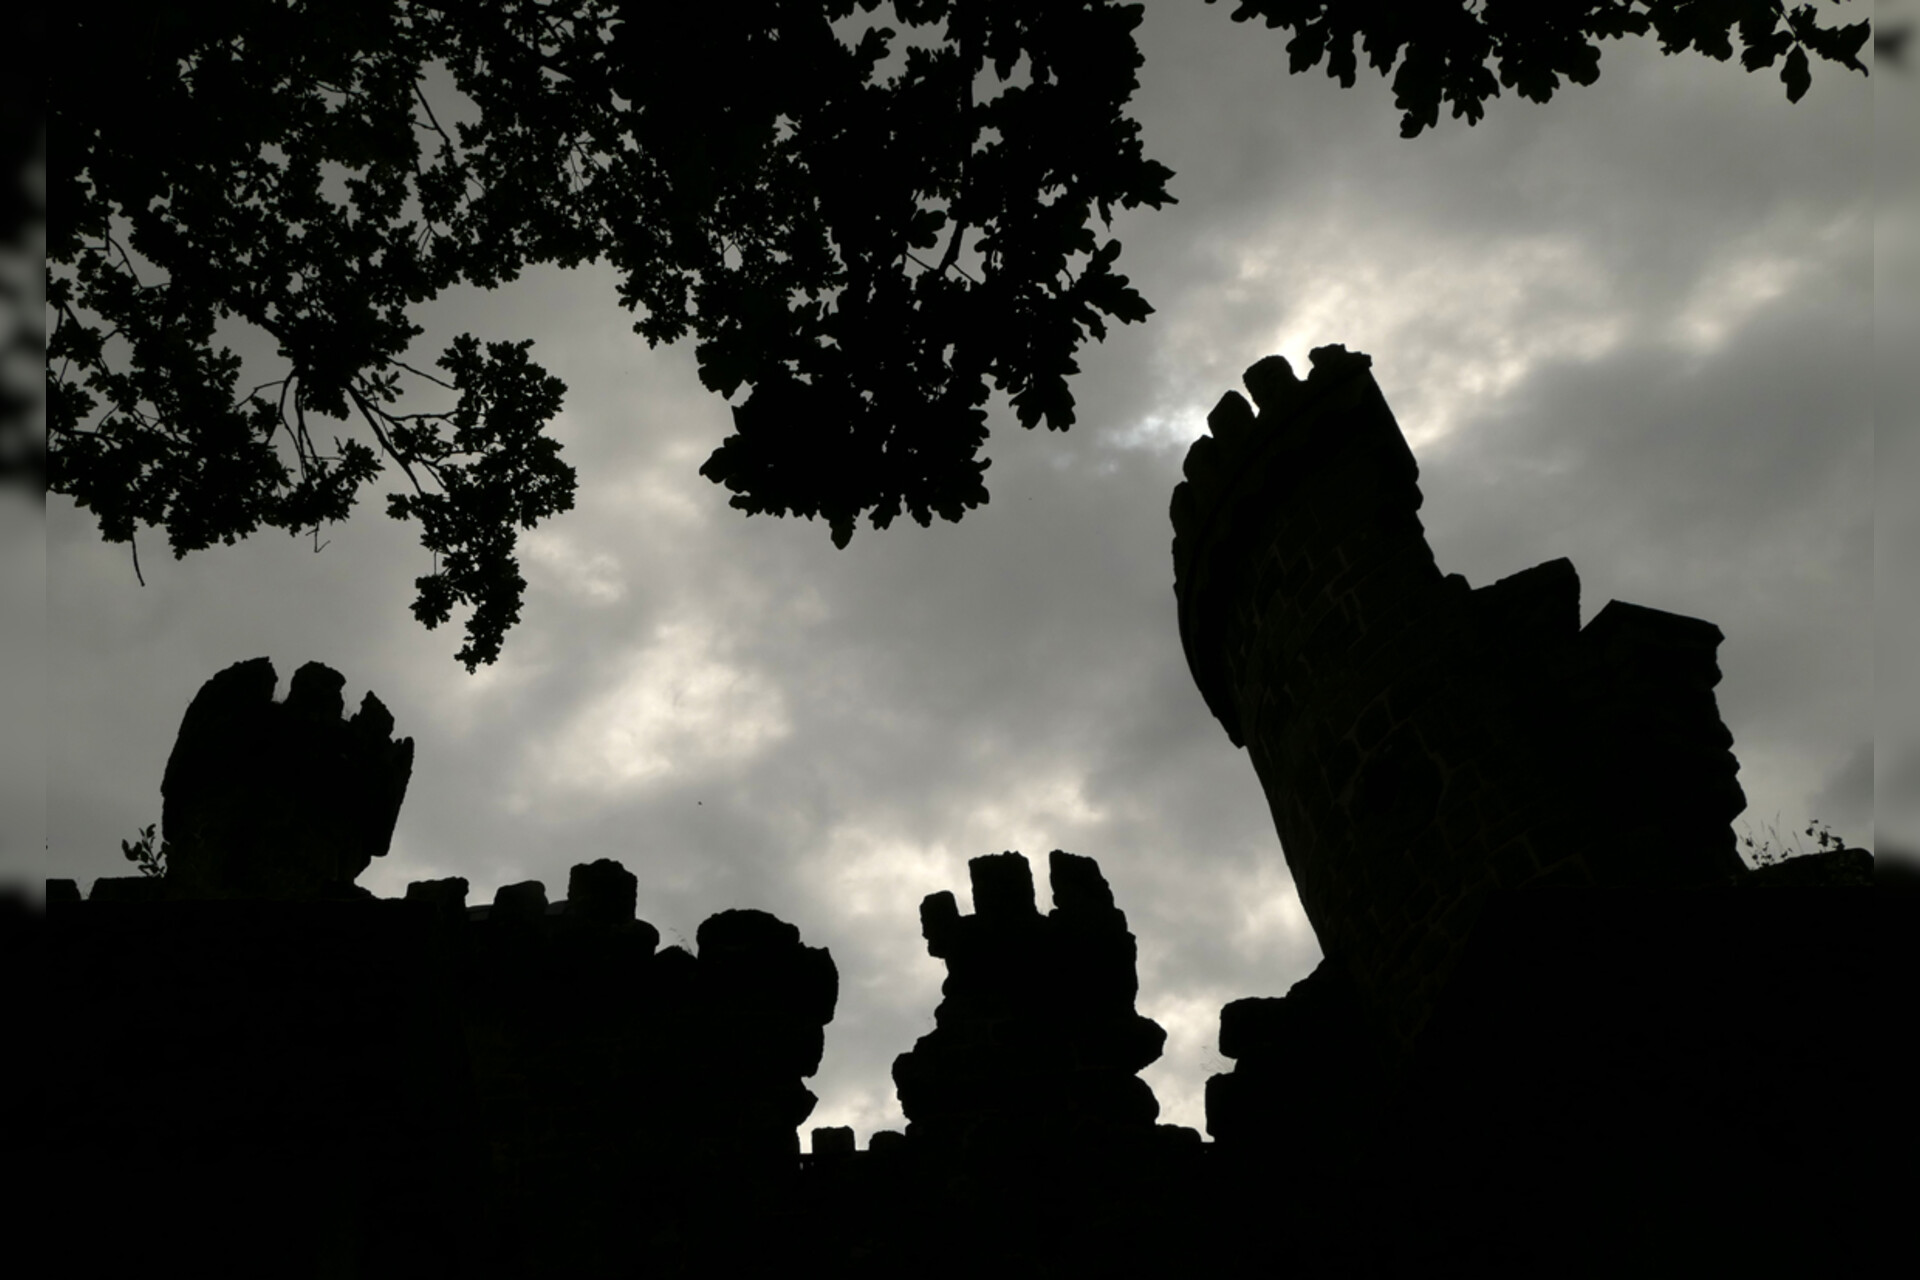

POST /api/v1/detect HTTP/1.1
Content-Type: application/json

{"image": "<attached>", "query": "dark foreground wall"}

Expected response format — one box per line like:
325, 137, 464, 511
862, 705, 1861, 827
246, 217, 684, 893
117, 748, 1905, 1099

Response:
44, 396, 1904, 1280
48, 659, 839, 1278
46, 873, 838, 1279
1204, 884, 1891, 1276
45, 865, 1893, 1278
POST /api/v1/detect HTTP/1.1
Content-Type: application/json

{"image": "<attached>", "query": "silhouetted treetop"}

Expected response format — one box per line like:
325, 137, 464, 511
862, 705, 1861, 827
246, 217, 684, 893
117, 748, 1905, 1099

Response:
1206, 0, 1870, 136
51, 1, 1865, 668
53, 1, 1171, 666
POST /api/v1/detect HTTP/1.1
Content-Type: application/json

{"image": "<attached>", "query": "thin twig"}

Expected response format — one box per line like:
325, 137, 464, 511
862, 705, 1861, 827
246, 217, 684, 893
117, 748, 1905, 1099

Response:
906, 250, 978, 285
408, 77, 472, 238
276, 376, 295, 448
348, 383, 432, 499
936, 217, 971, 276
393, 358, 458, 390
292, 390, 316, 484
101, 232, 144, 286
938, 68, 974, 277
412, 78, 459, 158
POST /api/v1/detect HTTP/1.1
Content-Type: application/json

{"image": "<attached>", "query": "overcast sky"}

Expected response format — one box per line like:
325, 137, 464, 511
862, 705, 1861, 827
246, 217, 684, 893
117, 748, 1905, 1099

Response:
41, 5, 1891, 1143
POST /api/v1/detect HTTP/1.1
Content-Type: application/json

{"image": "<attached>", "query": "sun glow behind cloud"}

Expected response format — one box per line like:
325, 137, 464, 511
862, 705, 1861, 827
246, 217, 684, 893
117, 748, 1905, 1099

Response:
1110, 228, 1630, 458
1239, 233, 1631, 449
1105, 199, 1859, 480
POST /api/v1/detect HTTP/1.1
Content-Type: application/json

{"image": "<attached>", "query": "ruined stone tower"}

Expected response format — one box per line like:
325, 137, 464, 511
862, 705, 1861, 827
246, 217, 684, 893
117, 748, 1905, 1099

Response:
51, 658, 842, 1277
158, 656, 415, 899
1170, 345, 1748, 1058
891, 850, 1168, 1149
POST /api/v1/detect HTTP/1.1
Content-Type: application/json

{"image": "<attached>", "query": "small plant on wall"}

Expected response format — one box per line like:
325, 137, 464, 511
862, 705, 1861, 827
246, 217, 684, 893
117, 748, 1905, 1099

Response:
119, 823, 167, 878
1740, 816, 1848, 868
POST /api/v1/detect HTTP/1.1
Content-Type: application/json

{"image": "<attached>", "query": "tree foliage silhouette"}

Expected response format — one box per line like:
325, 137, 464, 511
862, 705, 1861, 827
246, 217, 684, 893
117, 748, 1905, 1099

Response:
50, 0, 1868, 668
1206, 1, 1870, 137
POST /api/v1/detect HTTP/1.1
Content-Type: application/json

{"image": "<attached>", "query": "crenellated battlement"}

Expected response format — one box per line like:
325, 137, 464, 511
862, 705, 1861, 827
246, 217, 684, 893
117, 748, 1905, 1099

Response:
50, 856, 840, 1277
46, 425, 1887, 1278
1173, 347, 1747, 1059
136, 657, 418, 900
49, 660, 842, 1276
893, 850, 1172, 1148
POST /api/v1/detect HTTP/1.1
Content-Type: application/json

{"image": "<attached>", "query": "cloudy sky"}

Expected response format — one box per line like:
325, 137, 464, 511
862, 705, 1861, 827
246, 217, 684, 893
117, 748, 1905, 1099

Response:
41, 5, 1896, 1143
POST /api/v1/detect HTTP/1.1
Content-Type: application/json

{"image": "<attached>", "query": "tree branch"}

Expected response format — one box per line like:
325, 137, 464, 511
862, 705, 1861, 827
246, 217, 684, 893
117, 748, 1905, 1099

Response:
412, 77, 458, 158
347, 382, 432, 499
906, 250, 978, 285
937, 217, 971, 276
393, 358, 458, 390
938, 53, 976, 279
292, 392, 316, 485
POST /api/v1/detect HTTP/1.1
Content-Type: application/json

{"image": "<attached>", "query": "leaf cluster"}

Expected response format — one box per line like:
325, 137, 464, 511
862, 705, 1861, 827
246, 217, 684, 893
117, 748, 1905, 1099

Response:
51, 2, 1864, 667
622, 1, 1173, 547
1740, 815, 1849, 867
119, 823, 168, 878
51, 2, 594, 669
1205, 0, 1870, 136
50, 0, 1172, 666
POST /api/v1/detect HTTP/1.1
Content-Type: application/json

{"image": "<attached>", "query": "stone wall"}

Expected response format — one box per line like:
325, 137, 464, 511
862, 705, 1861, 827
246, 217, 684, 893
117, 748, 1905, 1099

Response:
1171, 346, 1747, 1059
48, 894, 489, 1276
432, 867, 836, 1275
45, 497, 1893, 1276
47, 660, 838, 1278
1174, 348, 1884, 1276
157, 657, 415, 899
48, 867, 839, 1278
892, 850, 1168, 1150
851, 850, 1207, 1277
49, 843, 1206, 1280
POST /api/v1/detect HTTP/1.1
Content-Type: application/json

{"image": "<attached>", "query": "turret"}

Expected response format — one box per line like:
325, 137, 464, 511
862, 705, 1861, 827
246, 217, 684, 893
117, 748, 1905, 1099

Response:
157, 657, 415, 899
1172, 347, 1747, 1054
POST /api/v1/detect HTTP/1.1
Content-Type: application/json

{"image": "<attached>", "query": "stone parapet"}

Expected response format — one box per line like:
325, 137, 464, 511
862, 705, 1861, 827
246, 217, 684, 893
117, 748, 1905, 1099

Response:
1173, 348, 1747, 1055
49, 855, 837, 1277
893, 850, 1169, 1150
159, 657, 414, 899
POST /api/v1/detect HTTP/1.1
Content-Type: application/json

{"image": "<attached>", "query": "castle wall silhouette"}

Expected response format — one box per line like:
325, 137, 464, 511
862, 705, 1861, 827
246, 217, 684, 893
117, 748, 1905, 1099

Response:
47, 349, 1887, 1276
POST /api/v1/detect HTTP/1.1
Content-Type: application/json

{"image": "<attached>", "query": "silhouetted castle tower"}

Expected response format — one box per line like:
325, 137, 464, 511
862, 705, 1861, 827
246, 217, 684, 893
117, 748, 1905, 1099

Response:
51, 658, 840, 1278
1171, 346, 1748, 1058
48, 480, 1885, 1275
892, 850, 1168, 1149
1159, 343, 1751, 1059
1172, 348, 1880, 1275
160, 656, 415, 899
877, 850, 1205, 1277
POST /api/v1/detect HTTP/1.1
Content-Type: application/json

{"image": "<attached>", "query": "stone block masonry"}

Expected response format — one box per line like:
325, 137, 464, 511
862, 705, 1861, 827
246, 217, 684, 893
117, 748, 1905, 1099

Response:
1172, 346, 1748, 1060
892, 849, 1171, 1149
869, 849, 1209, 1277
1177, 349, 1887, 1276
48, 447, 1894, 1277
159, 656, 415, 900
49, 866, 840, 1279
47, 660, 838, 1278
